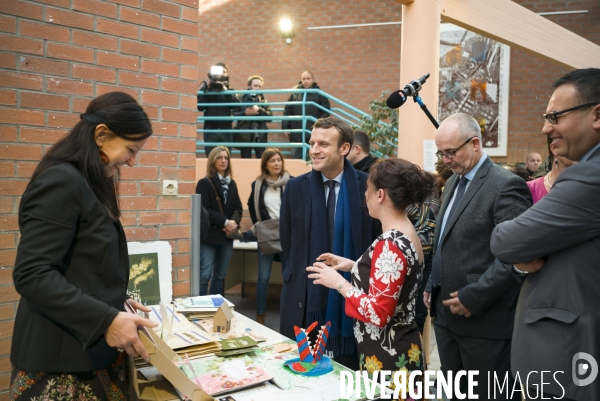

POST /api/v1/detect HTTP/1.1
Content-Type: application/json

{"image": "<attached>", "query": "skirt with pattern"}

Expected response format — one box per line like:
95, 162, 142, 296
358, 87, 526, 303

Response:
10, 352, 130, 401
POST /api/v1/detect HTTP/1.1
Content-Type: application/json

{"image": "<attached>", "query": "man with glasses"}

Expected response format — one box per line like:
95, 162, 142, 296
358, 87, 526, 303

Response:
424, 113, 531, 399
491, 69, 600, 400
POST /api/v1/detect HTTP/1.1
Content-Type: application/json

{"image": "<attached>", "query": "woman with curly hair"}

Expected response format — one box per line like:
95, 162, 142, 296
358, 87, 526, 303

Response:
307, 158, 435, 385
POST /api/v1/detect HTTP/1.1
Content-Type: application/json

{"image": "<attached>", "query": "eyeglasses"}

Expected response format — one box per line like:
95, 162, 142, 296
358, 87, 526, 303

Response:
542, 103, 598, 125
435, 136, 477, 160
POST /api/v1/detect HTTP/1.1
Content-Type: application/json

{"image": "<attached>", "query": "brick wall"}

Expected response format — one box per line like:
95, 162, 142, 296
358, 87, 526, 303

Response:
197, 0, 600, 164
0, 0, 198, 395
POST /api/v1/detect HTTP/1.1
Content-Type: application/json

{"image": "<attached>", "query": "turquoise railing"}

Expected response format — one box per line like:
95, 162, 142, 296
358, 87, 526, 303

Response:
196, 88, 397, 159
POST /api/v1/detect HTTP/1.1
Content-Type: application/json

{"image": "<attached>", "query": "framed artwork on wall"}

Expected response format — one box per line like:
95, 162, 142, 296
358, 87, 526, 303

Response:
439, 23, 510, 157
127, 241, 173, 305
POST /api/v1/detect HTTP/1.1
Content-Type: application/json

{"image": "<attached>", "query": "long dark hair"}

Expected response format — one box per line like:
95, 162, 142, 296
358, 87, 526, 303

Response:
30, 92, 152, 220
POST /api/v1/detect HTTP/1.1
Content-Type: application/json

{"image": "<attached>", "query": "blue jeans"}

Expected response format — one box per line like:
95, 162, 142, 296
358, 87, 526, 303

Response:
200, 240, 234, 296
255, 248, 286, 315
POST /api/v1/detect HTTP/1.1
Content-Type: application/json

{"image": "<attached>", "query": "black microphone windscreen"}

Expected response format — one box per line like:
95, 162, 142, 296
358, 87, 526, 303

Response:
386, 90, 407, 109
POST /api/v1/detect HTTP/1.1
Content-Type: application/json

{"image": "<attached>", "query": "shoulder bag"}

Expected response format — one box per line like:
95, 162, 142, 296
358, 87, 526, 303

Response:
252, 181, 282, 254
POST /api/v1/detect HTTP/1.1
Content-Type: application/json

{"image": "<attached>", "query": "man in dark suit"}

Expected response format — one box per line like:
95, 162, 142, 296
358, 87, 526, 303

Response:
279, 116, 380, 369
424, 113, 532, 399
491, 68, 600, 401
282, 71, 331, 159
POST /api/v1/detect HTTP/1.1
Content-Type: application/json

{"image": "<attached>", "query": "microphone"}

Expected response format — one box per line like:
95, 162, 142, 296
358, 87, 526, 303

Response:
386, 89, 408, 109
386, 73, 431, 109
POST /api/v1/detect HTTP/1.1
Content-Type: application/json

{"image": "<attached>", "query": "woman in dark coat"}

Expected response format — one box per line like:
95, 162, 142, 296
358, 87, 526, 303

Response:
247, 148, 290, 324
196, 146, 243, 295
10, 92, 156, 400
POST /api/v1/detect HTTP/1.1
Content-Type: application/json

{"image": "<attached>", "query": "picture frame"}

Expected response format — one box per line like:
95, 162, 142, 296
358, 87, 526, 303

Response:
439, 23, 510, 157
127, 241, 173, 305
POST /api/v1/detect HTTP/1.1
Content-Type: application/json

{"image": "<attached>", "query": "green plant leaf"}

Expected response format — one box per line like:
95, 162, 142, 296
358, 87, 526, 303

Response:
358, 91, 398, 158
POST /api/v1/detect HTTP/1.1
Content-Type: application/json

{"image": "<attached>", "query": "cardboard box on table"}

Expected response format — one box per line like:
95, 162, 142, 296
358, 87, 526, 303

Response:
129, 328, 214, 401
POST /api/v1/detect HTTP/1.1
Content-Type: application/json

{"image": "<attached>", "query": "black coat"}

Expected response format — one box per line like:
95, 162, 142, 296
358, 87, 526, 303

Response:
282, 82, 331, 132
196, 175, 243, 245
197, 85, 239, 129
233, 93, 273, 143
352, 154, 378, 173
278, 162, 381, 340
11, 163, 128, 371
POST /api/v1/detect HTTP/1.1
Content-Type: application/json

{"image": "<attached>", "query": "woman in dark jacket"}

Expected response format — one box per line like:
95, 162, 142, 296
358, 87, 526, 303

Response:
196, 146, 243, 295
248, 149, 291, 324
282, 71, 331, 159
10, 92, 156, 400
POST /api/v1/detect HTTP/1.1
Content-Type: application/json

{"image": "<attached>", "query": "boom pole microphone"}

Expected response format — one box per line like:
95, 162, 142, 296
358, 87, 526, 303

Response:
386, 73, 431, 109
404, 73, 430, 97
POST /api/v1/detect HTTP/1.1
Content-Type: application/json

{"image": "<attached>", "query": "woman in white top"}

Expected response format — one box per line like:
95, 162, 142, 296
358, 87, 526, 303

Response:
247, 149, 291, 324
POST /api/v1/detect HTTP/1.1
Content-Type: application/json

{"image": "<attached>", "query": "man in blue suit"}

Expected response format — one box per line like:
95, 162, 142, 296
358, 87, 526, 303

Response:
279, 117, 380, 369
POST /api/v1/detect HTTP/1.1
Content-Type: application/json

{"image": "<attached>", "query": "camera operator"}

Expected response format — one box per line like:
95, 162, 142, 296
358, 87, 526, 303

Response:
282, 71, 331, 159
197, 62, 239, 157
233, 75, 273, 159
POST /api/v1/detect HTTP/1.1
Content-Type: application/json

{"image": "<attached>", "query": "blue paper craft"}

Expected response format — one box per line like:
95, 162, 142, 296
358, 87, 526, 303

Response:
211, 297, 225, 307
284, 355, 333, 376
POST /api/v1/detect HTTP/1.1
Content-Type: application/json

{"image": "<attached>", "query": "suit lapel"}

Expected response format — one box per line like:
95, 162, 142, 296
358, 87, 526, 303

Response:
434, 174, 459, 248
443, 157, 493, 236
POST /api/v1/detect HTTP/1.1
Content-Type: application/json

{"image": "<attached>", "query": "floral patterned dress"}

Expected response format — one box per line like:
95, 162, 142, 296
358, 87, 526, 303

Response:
10, 352, 130, 401
345, 229, 424, 382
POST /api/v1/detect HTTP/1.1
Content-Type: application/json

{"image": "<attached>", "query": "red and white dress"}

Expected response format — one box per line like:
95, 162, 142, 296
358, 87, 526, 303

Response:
345, 229, 424, 379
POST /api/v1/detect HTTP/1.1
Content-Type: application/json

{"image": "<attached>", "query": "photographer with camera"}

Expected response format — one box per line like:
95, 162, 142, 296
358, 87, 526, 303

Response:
233, 75, 273, 159
198, 62, 239, 157
282, 71, 331, 159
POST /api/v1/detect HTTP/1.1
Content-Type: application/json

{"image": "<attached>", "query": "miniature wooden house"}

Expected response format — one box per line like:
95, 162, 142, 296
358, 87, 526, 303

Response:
213, 303, 233, 333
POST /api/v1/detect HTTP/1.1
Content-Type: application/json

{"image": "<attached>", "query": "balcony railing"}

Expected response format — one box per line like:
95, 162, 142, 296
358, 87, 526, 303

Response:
197, 88, 397, 159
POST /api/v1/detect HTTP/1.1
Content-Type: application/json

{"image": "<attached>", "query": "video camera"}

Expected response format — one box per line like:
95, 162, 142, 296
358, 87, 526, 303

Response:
206, 65, 229, 92
242, 92, 260, 105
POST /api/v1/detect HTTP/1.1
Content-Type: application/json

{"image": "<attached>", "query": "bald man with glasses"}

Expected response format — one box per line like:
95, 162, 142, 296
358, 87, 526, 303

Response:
424, 113, 531, 399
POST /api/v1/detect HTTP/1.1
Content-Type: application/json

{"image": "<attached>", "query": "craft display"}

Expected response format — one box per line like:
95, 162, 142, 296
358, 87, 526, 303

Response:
283, 321, 333, 376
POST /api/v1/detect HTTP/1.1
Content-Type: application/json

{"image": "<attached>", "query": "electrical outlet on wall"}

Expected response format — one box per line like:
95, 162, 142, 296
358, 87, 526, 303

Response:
162, 180, 178, 196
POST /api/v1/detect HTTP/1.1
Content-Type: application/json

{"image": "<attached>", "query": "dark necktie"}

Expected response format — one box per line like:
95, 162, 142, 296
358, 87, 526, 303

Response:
326, 180, 336, 250
431, 176, 469, 288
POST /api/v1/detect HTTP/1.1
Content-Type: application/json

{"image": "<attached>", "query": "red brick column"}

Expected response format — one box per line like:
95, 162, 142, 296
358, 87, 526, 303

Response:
0, 0, 199, 395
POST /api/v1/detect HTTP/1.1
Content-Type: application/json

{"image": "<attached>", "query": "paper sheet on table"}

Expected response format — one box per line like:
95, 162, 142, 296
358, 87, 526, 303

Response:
146, 304, 220, 353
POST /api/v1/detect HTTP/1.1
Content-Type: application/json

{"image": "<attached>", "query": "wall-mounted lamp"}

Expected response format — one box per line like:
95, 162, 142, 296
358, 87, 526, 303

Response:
279, 18, 294, 44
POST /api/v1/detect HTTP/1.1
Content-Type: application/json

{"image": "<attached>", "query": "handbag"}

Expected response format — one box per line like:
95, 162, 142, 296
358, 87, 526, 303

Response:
207, 178, 242, 241
252, 180, 282, 254
253, 218, 282, 254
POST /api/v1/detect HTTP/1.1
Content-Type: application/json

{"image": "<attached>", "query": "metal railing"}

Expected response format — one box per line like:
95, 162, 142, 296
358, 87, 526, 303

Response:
196, 88, 397, 159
